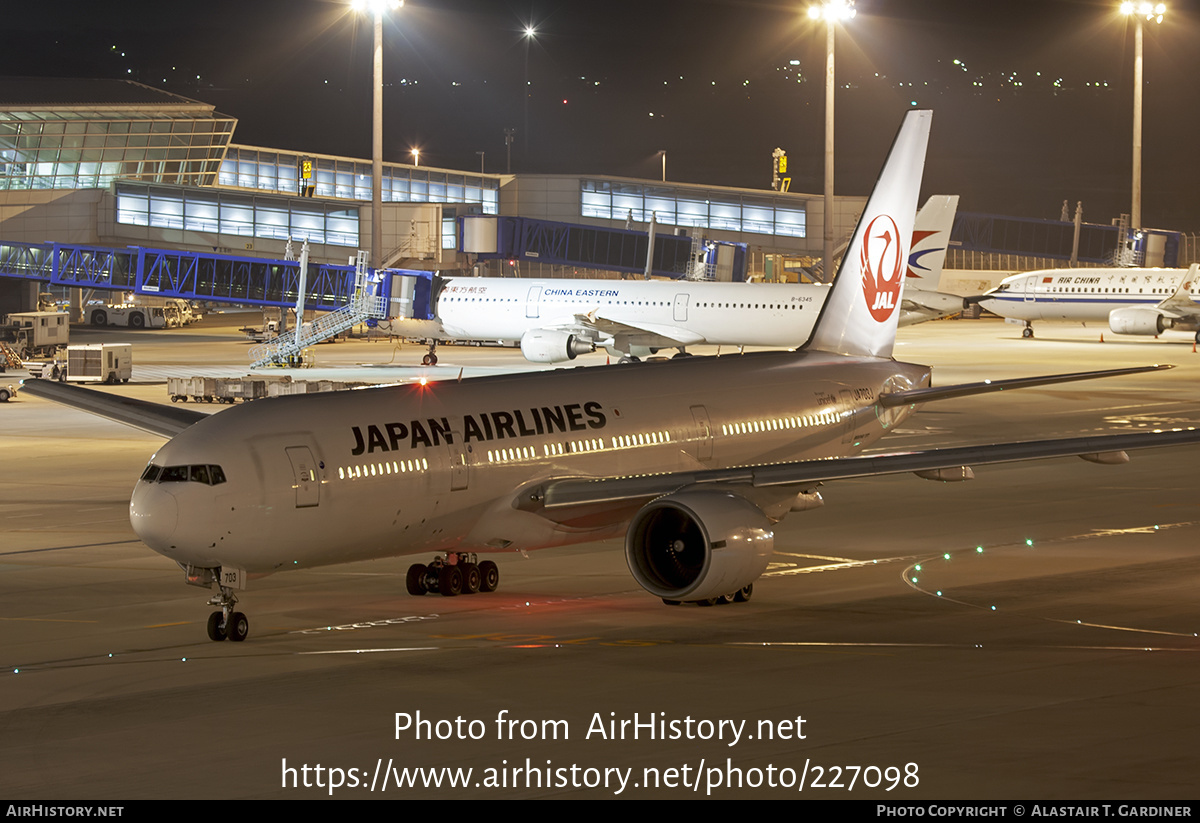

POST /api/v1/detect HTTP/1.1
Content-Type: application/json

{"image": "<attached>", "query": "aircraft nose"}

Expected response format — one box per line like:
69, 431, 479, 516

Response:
130, 482, 178, 549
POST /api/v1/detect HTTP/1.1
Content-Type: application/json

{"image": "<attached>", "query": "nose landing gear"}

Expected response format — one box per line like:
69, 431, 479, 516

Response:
406, 553, 499, 597
205, 585, 248, 642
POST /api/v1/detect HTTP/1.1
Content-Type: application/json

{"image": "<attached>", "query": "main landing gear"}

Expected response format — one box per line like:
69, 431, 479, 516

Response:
206, 585, 249, 642
661, 584, 754, 607
406, 553, 499, 597
422, 339, 439, 367
1021, 323, 1034, 339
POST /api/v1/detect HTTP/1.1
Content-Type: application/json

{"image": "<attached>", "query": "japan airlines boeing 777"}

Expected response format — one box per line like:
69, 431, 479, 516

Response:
415, 196, 960, 365
25, 111, 1200, 644
972, 264, 1200, 342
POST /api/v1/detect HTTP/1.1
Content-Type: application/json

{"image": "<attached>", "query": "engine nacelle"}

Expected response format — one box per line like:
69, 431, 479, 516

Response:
519, 329, 594, 363
625, 489, 774, 602
1109, 307, 1168, 336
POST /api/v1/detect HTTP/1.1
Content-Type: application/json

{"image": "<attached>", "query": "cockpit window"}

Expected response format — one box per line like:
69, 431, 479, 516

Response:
148, 464, 226, 485
160, 466, 189, 482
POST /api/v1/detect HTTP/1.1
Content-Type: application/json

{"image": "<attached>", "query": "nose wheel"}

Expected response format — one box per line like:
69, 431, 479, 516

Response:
205, 585, 248, 642
406, 553, 499, 597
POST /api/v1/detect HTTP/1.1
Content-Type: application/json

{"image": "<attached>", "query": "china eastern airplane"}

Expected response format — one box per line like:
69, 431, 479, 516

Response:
971, 264, 1200, 342
410, 196, 961, 365
24, 110, 1200, 644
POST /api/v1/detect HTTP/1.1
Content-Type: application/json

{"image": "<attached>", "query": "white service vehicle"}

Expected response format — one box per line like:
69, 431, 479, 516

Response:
88, 301, 171, 330
2, 311, 69, 357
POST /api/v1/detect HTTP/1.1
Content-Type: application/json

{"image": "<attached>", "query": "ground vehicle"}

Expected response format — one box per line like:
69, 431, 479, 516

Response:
88, 302, 171, 329
2, 311, 69, 357
28, 343, 132, 384
66, 344, 132, 383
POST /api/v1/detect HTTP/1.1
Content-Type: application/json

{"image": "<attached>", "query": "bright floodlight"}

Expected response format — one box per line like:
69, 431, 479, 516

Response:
352, 0, 402, 14
1122, 1, 1166, 22
808, 0, 855, 22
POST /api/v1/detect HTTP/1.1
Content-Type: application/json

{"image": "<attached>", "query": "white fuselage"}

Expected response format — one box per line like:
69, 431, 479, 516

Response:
129, 351, 930, 576
979, 267, 1200, 327
437, 278, 825, 350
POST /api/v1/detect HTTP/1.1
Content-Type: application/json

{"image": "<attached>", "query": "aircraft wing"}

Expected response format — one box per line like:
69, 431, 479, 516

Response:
573, 312, 706, 347
519, 428, 1200, 519
517, 363, 1186, 521
1154, 263, 1200, 318
898, 286, 965, 326
19, 378, 208, 438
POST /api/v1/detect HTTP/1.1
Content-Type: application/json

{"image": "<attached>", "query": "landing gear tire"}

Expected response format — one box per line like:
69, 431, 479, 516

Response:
438, 565, 463, 596
1022, 326, 1034, 339
207, 612, 227, 641
479, 560, 499, 593
422, 339, 439, 367
461, 563, 481, 594
697, 597, 718, 607
733, 584, 753, 603
406, 563, 428, 596
662, 598, 682, 606
227, 611, 249, 642
1194, 331, 1200, 344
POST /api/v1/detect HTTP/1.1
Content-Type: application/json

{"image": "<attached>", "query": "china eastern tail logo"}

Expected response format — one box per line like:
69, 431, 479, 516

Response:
860, 214, 904, 322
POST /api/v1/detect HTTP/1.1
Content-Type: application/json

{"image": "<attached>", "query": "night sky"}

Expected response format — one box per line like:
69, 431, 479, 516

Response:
3, 1, 1200, 229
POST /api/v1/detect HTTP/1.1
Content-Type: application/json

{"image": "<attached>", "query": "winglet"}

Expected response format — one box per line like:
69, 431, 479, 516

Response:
806, 110, 932, 359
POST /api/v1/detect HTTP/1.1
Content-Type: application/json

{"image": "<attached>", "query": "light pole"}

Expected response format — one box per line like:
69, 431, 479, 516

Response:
523, 25, 536, 169
352, 0, 402, 270
1121, 1, 1165, 232
808, 0, 854, 282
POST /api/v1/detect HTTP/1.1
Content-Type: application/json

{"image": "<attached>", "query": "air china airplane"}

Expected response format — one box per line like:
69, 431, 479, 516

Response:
413, 196, 961, 365
25, 111, 1200, 644
972, 264, 1200, 342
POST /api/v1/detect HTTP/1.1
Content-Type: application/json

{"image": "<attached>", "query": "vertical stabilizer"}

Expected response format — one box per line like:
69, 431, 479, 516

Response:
908, 194, 959, 286
806, 110, 931, 359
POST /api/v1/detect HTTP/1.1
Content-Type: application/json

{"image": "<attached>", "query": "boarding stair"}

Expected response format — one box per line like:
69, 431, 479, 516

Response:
249, 251, 388, 368
0, 341, 23, 371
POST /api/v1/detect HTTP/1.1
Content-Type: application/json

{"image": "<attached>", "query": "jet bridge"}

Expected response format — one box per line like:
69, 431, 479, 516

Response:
0, 240, 434, 315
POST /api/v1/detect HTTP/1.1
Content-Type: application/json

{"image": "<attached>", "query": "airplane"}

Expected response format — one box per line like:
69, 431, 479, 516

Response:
402, 195, 962, 365
970, 265, 1200, 342
23, 110, 1200, 644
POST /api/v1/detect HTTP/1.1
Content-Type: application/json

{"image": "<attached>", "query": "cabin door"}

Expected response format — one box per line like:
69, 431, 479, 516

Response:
285, 446, 321, 508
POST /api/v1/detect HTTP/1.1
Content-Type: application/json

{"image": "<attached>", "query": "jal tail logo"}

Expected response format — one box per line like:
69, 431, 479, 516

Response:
860, 214, 904, 322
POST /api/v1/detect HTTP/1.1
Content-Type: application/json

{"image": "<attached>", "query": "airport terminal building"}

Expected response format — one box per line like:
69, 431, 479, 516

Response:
0, 78, 859, 312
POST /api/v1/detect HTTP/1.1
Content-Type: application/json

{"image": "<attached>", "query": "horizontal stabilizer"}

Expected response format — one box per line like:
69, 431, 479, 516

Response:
20, 379, 207, 437
877, 364, 1172, 408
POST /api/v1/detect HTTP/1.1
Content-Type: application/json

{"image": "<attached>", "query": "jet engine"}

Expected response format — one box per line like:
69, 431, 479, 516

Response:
1108, 307, 1168, 336
625, 489, 774, 603
519, 329, 595, 363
